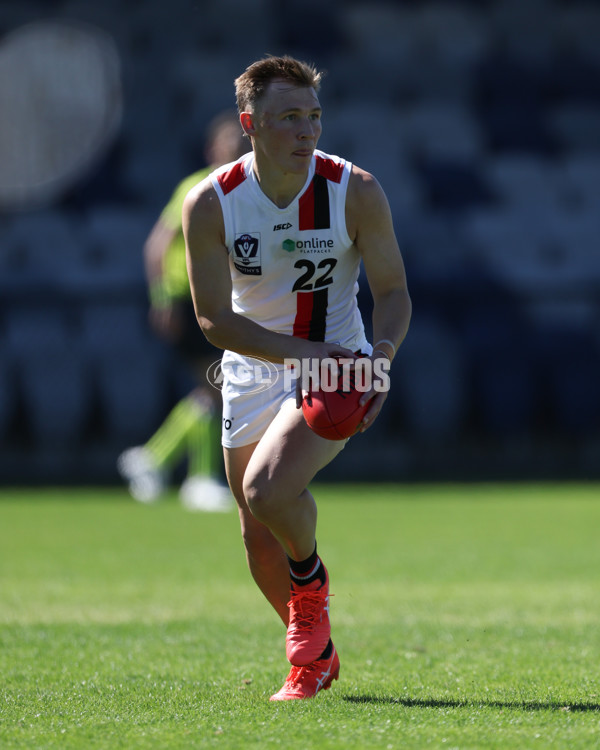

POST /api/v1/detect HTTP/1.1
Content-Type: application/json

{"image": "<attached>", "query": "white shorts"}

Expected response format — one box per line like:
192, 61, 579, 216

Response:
220, 354, 296, 448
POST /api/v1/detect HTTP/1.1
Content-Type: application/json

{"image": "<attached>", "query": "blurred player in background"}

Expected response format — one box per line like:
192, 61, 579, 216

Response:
117, 111, 248, 511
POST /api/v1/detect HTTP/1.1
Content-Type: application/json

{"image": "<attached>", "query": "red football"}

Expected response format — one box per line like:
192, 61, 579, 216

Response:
302, 373, 369, 440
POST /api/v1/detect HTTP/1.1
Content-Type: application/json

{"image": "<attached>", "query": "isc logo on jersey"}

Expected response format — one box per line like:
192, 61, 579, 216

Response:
233, 233, 261, 275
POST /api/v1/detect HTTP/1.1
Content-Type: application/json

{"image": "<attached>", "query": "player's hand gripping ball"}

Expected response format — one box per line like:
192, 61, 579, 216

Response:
302, 365, 369, 440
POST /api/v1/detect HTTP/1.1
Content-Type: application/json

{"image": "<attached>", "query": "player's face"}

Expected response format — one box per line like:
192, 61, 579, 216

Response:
250, 80, 322, 175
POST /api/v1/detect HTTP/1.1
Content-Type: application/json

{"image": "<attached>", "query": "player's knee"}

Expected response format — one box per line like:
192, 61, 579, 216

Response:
243, 476, 276, 523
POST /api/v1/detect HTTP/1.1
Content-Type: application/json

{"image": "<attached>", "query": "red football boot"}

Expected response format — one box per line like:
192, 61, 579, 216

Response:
270, 645, 340, 701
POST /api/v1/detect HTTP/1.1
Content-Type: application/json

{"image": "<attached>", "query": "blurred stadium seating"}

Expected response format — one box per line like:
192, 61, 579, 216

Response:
1, 0, 599, 482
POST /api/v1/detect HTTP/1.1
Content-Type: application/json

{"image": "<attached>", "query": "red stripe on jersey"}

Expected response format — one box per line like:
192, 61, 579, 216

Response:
293, 289, 328, 341
217, 161, 247, 195
298, 180, 315, 230
293, 292, 314, 339
315, 155, 344, 183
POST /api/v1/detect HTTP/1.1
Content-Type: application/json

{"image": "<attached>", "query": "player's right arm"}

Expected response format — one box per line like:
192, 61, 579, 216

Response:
183, 179, 233, 350
183, 180, 355, 366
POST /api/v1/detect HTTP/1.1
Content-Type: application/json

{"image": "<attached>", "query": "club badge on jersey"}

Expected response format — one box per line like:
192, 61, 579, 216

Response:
233, 233, 261, 275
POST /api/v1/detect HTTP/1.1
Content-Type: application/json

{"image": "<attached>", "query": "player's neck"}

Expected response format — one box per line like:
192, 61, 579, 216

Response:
252, 154, 310, 209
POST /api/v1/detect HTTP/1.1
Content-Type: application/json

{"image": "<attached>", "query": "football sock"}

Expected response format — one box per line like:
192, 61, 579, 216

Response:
288, 545, 326, 588
146, 394, 210, 470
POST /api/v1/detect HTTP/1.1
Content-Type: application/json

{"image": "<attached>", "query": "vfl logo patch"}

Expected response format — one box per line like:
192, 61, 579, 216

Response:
233, 233, 261, 275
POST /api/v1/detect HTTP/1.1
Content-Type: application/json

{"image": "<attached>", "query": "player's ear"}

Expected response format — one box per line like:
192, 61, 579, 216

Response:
240, 112, 256, 137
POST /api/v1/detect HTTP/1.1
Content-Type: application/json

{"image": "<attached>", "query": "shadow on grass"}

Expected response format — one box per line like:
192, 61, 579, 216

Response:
344, 696, 600, 713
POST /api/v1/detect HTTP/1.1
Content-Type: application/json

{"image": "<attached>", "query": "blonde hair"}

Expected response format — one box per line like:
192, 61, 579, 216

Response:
235, 55, 323, 114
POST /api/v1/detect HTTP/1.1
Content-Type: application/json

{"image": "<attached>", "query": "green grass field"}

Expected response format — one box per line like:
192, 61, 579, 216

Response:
1, 483, 599, 749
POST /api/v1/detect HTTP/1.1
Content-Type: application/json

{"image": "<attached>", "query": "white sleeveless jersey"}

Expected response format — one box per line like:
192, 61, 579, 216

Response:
210, 149, 369, 356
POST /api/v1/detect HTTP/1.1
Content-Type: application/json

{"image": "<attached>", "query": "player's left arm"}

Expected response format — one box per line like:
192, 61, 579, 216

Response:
346, 164, 412, 431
